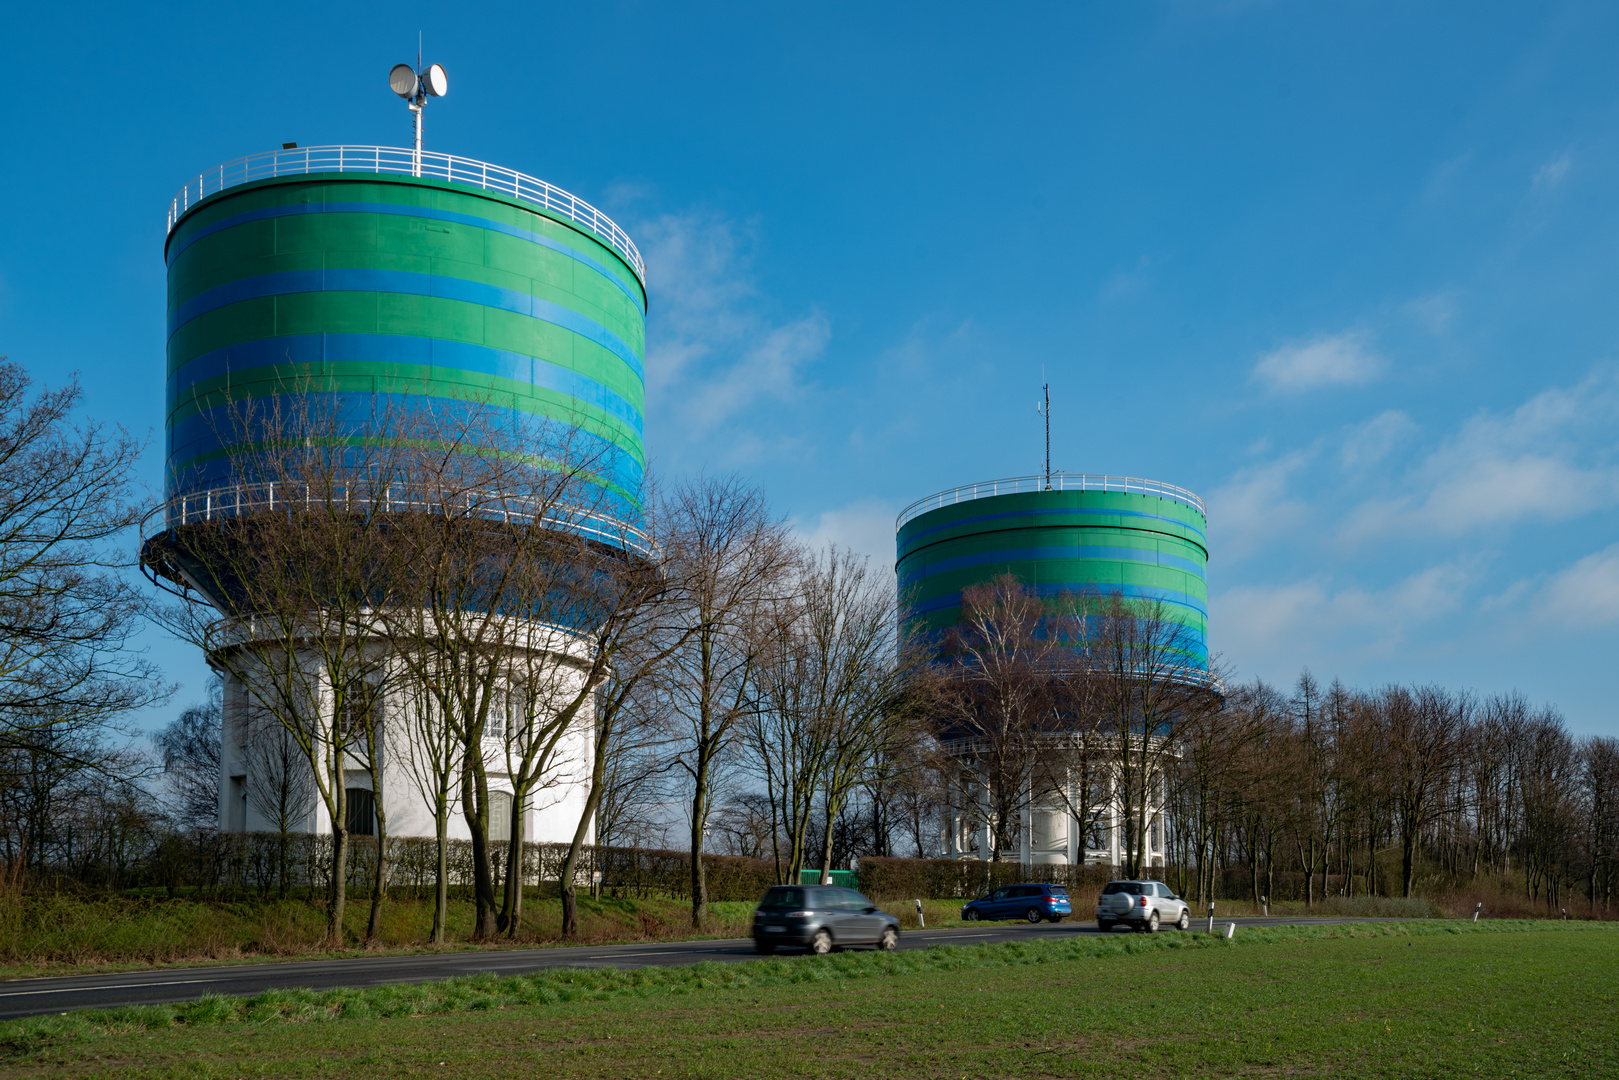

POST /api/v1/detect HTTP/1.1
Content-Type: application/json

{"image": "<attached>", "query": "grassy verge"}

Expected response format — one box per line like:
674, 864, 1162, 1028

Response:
0, 893, 761, 978
2, 920, 1614, 1078
0, 885, 1583, 979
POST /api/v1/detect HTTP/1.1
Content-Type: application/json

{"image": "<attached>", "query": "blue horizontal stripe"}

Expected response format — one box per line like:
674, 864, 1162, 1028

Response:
168, 269, 645, 380
915, 622, 1209, 668
167, 334, 643, 438
903, 582, 1209, 621
899, 545, 1206, 588
166, 392, 644, 505
899, 505, 1207, 553
168, 199, 645, 310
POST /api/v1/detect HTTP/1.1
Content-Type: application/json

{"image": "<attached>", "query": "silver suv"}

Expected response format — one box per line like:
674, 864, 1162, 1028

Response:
1095, 880, 1191, 932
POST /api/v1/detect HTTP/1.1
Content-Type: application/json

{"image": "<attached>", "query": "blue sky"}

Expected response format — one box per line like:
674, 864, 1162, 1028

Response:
3, 2, 1618, 737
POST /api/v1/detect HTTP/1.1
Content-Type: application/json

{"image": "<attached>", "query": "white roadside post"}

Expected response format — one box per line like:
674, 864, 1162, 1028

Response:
1207, 901, 1215, 934
1261, 894, 1269, 917
915, 899, 925, 928
1473, 902, 1482, 923
1225, 922, 1236, 940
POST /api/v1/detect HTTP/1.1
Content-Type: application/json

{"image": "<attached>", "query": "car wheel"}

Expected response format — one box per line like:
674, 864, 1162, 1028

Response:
810, 929, 833, 955
1177, 909, 1190, 931
1097, 919, 1114, 932
1025, 907, 1043, 924
1145, 911, 1160, 933
879, 927, 899, 951
964, 908, 981, 921
754, 940, 775, 954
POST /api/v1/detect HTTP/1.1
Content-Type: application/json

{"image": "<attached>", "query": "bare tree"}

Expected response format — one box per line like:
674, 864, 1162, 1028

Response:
152, 679, 222, 831
662, 477, 793, 928
1384, 685, 1466, 898
380, 416, 611, 940
153, 392, 406, 944
0, 360, 171, 780
1581, 737, 1619, 912
395, 668, 464, 943
935, 575, 1064, 862
1084, 591, 1207, 877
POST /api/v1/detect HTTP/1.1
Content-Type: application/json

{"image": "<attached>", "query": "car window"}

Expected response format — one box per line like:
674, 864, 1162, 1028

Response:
1020, 885, 1042, 898
1047, 886, 1068, 896
1158, 885, 1178, 900
850, 890, 874, 910
840, 888, 866, 910
1124, 883, 1144, 895
1101, 883, 1125, 896
991, 888, 1009, 901
758, 888, 806, 910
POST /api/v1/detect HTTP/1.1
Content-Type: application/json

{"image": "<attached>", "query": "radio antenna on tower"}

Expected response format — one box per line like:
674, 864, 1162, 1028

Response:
389, 46, 450, 177
1036, 368, 1051, 489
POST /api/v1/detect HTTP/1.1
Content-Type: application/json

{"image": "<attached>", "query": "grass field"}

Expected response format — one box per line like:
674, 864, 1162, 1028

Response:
2, 921, 1612, 1078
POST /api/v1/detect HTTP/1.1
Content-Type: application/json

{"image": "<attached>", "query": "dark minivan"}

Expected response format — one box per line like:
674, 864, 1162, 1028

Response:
752, 885, 901, 954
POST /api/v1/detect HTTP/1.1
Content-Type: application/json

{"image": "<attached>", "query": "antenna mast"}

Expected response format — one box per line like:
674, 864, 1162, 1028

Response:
1038, 369, 1051, 490
388, 50, 450, 177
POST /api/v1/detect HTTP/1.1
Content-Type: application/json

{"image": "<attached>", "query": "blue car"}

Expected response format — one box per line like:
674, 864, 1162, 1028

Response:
961, 883, 1072, 923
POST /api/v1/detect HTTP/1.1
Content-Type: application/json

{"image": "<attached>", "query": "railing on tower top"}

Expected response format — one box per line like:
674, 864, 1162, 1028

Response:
896, 473, 1206, 530
166, 145, 646, 287
158, 481, 653, 559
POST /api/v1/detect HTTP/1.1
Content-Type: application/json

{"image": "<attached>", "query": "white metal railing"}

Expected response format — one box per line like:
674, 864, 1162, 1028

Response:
896, 472, 1206, 530
166, 145, 646, 287
159, 481, 653, 558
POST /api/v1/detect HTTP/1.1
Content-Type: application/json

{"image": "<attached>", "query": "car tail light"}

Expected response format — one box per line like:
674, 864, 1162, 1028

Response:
785, 910, 807, 917
1139, 896, 1149, 907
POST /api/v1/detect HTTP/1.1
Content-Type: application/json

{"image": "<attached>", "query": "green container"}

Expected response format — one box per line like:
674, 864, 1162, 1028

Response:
799, 870, 859, 888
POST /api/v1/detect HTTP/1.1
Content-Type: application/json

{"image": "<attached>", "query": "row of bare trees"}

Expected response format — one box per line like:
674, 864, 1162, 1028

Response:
1, 355, 1613, 928
707, 578, 1618, 915
1168, 674, 1619, 912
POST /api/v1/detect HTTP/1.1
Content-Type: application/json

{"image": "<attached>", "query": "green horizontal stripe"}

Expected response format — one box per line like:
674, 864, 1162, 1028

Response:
166, 294, 644, 410
168, 214, 643, 355
903, 562, 1207, 602
167, 173, 644, 308
168, 370, 642, 466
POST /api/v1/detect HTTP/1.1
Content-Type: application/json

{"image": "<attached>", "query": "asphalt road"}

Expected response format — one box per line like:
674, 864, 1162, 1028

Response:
0, 916, 1405, 1020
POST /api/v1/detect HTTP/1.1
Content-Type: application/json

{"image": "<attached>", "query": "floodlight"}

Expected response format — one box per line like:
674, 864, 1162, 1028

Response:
389, 63, 418, 97
424, 63, 448, 97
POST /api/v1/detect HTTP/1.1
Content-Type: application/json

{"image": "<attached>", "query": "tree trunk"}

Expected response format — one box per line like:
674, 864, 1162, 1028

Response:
366, 793, 388, 944
689, 744, 710, 929
328, 825, 348, 946
501, 790, 528, 938
560, 786, 602, 938
819, 800, 836, 883
432, 808, 448, 945
463, 765, 498, 939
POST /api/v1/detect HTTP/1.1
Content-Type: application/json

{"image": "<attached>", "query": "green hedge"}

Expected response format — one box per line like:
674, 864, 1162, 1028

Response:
854, 857, 1115, 902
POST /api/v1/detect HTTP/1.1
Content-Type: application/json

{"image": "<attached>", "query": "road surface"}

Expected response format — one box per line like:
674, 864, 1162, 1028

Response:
0, 916, 1406, 1020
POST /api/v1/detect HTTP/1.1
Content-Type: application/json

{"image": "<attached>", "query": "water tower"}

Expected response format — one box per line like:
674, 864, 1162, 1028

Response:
146, 65, 647, 844
895, 474, 1213, 867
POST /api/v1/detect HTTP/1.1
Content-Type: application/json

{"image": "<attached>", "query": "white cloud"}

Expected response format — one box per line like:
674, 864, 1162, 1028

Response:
794, 499, 899, 570
1251, 330, 1384, 392
1535, 544, 1619, 628
1341, 369, 1619, 542
1214, 562, 1476, 666
1340, 410, 1417, 472
1405, 291, 1459, 335
1533, 153, 1573, 192
1204, 450, 1315, 562
637, 211, 829, 444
